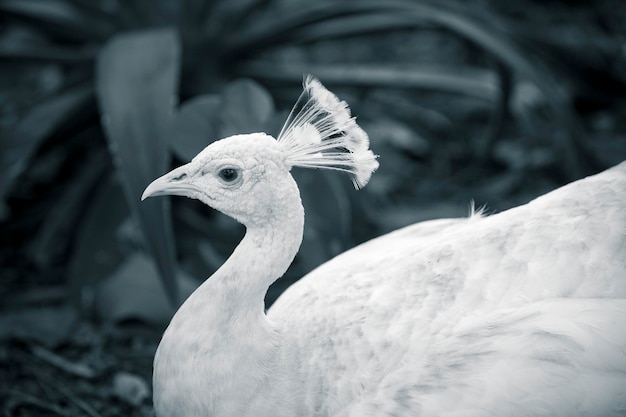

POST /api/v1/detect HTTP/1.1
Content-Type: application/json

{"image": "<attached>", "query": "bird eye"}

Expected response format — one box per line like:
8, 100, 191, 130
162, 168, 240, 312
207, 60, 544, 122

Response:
218, 167, 239, 182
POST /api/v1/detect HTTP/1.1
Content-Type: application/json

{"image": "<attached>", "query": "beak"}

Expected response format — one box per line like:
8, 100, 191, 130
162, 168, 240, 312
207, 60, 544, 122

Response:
141, 164, 201, 201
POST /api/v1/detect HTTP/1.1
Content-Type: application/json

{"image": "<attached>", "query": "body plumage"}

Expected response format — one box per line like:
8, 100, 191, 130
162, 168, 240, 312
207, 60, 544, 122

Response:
143, 77, 626, 416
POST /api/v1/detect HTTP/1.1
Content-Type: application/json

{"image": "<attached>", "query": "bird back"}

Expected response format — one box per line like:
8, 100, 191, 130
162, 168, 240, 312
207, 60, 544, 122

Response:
269, 161, 626, 416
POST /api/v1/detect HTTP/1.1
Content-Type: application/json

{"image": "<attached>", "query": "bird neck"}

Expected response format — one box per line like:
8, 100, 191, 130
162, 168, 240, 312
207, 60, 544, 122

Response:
153, 186, 306, 417
217, 216, 303, 306
216, 194, 305, 307
183, 178, 305, 326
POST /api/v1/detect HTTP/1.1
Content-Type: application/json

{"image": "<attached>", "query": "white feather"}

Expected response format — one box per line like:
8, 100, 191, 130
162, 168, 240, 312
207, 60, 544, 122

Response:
277, 76, 378, 189
269, 162, 626, 416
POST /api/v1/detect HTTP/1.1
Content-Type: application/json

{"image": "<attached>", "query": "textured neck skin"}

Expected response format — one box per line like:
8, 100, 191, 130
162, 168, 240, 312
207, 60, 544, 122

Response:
153, 176, 305, 417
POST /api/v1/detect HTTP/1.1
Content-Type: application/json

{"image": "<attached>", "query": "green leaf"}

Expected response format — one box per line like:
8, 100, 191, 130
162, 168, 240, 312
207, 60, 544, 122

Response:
168, 79, 274, 161
224, 2, 375, 53
180, 0, 218, 35
233, 0, 596, 177
218, 78, 274, 137
96, 252, 198, 324
251, 12, 419, 47
0, 0, 114, 42
96, 28, 181, 305
29, 149, 109, 269
0, 44, 96, 63
67, 173, 128, 311
0, 305, 79, 348
0, 84, 93, 204
168, 94, 222, 161
65, 0, 115, 22
241, 62, 499, 101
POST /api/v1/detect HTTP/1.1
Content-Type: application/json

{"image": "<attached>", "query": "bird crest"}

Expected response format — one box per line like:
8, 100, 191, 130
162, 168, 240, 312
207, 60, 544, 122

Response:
276, 76, 379, 189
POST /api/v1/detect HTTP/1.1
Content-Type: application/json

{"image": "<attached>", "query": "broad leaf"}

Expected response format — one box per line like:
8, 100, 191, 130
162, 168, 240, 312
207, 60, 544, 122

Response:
218, 78, 275, 137
29, 148, 109, 269
0, 45, 96, 63
0, 305, 78, 348
96, 28, 180, 305
169, 94, 222, 161
224, 2, 373, 53
168, 79, 274, 161
96, 252, 198, 324
242, 62, 499, 101
67, 173, 128, 311
0, 0, 114, 42
0, 84, 92, 204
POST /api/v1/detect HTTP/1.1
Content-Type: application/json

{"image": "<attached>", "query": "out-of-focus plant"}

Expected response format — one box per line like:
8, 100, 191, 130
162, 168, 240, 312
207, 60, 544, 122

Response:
2, 0, 621, 321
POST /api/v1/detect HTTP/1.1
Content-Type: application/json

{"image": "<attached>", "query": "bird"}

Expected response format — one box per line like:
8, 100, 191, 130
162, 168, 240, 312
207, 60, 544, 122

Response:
142, 76, 626, 417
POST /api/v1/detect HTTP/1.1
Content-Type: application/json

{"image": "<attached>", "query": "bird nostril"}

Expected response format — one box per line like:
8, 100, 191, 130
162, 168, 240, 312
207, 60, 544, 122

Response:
171, 173, 187, 182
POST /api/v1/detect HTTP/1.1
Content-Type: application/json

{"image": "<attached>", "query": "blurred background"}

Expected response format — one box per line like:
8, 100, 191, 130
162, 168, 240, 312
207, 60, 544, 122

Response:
1, 0, 625, 415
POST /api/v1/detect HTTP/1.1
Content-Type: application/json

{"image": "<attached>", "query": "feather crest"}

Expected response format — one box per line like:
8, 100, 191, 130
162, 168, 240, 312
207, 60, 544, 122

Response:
276, 76, 379, 189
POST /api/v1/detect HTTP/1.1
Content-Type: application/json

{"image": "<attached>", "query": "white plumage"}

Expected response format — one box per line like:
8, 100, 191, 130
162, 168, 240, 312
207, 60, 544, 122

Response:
142, 77, 626, 417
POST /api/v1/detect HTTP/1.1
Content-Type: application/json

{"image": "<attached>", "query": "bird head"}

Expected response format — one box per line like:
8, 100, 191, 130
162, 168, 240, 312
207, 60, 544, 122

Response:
142, 133, 294, 226
142, 76, 379, 226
